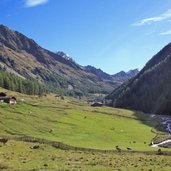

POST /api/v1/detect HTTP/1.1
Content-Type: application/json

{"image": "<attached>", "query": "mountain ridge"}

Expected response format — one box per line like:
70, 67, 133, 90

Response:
0, 25, 138, 96
85, 65, 139, 83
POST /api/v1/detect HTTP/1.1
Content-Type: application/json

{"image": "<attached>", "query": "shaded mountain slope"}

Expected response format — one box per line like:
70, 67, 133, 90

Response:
106, 43, 171, 115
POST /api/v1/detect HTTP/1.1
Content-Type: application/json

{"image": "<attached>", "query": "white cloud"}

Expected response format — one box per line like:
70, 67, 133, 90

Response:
160, 29, 171, 35
25, 0, 49, 7
133, 9, 171, 26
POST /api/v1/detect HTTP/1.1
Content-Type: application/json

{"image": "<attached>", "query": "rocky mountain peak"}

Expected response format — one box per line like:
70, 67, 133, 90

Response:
56, 51, 76, 63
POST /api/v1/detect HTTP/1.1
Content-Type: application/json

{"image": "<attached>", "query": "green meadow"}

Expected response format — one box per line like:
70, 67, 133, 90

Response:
0, 88, 171, 170
0, 141, 171, 171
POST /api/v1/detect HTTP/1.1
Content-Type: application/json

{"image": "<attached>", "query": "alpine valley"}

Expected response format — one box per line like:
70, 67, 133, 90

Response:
0, 26, 171, 171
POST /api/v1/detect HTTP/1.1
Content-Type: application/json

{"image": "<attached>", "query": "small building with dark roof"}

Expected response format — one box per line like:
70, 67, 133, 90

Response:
0, 96, 17, 105
90, 102, 103, 107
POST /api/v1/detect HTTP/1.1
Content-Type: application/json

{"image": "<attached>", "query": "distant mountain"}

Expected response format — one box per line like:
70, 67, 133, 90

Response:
85, 66, 138, 83
106, 43, 171, 115
112, 69, 139, 82
0, 25, 138, 96
85, 65, 113, 82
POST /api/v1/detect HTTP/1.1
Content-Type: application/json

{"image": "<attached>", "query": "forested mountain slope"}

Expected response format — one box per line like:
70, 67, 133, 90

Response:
106, 43, 171, 115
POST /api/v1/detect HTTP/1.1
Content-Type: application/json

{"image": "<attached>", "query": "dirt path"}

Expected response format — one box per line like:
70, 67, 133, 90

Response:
151, 139, 171, 147
151, 114, 171, 148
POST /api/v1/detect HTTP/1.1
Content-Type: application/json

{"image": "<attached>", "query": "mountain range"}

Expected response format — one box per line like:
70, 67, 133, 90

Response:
106, 42, 171, 115
85, 65, 139, 83
0, 25, 138, 96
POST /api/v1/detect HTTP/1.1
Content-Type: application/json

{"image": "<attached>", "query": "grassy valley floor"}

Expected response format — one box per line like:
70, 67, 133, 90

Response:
0, 141, 171, 171
0, 88, 171, 170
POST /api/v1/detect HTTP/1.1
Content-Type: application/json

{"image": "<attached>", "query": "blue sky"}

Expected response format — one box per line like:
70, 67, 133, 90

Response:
1, 0, 171, 74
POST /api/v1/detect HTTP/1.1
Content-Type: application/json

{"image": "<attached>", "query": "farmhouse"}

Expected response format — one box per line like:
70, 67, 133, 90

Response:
0, 96, 17, 104
91, 102, 103, 107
